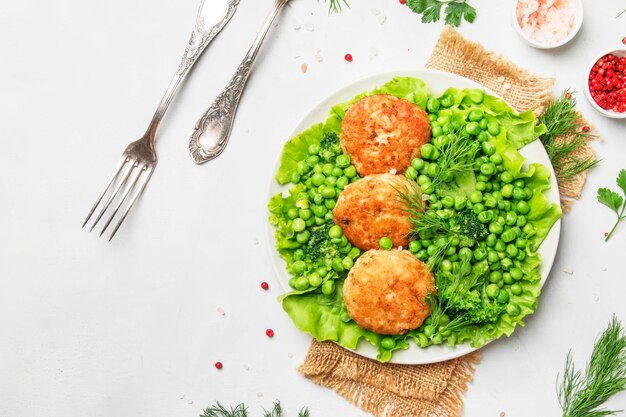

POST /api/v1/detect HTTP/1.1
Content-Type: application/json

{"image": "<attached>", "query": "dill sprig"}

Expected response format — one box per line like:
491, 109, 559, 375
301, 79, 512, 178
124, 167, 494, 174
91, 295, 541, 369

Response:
201, 401, 310, 417
397, 180, 451, 239
429, 129, 479, 191
558, 315, 626, 417
539, 91, 600, 184
326, 0, 349, 13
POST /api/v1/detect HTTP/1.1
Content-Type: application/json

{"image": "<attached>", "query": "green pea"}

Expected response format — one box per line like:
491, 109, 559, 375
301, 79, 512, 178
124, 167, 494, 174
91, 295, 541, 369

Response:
501, 184, 513, 198
381, 337, 397, 350
335, 154, 350, 168
494, 239, 506, 252
296, 160, 310, 175
324, 199, 336, 210
306, 155, 320, 167
506, 303, 521, 316
487, 250, 499, 264
512, 187, 527, 200
486, 284, 500, 299
478, 211, 493, 223
295, 276, 310, 291
427, 98, 441, 113
331, 257, 344, 272
438, 196, 453, 209
299, 209, 312, 221
479, 118, 489, 130
405, 166, 418, 180
497, 290, 510, 304
481, 141, 496, 156
321, 280, 335, 296
308, 144, 320, 155
415, 249, 428, 261
486, 234, 497, 247
468, 89, 485, 104
292, 218, 306, 232
514, 179, 526, 188
423, 325, 436, 338
489, 271, 503, 283
506, 244, 518, 258
286, 208, 298, 220
307, 273, 322, 287
427, 245, 438, 257
468, 109, 484, 122
310, 173, 325, 187
516, 201, 530, 215
428, 113, 437, 122
338, 255, 352, 269
516, 238, 527, 250
476, 131, 489, 142
510, 268, 523, 281
408, 241, 421, 253
487, 122, 501, 136
293, 249, 305, 261
469, 190, 483, 203
474, 247, 488, 261
453, 197, 467, 211
288, 277, 297, 289
459, 247, 473, 262
501, 257, 513, 271
490, 153, 504, 165
431, 124, 443, 137
340, 311, 351, 322
336, 176, 349, 189
327, 225, 342, 239
500, 171, 514, 184
411, 158, 426, 171
431, 334, 443, 345
510, 283, 523, 296
480, 163, 497, 176
441, 259, 453, 272
349, 247, 361, 259
329, 168, 341, 178
504, 211, 518, 226
524, 187, 534, 200
466, 122, 481, 135
292, 260, 307, 275
325, 177, 337, 187
296, 231, 310, 244
344, 166, 357, 178
379, 237, 393, 250
440, 94, 454, 108
484, 196, 498, 209
475, 181, 486, 192
291, 172, 302, 184
489, 222, 504, 235
501, 229, 516, 243
421, 144, 436, 160
427, 162, 440, 177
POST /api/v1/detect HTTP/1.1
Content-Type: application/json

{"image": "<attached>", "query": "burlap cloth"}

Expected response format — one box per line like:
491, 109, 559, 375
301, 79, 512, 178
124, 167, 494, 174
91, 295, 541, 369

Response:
298, 27, 595, 417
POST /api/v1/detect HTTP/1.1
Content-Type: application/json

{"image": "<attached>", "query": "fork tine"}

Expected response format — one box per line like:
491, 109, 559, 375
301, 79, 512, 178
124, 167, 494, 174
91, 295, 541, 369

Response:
88, 159, 136, 232
98, 164, 145, 238
108, 166, 154, 241
82, 157, 128, 228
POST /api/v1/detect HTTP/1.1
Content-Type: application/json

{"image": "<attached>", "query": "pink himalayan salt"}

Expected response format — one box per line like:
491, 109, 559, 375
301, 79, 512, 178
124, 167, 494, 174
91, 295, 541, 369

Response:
516, 0, 576, 44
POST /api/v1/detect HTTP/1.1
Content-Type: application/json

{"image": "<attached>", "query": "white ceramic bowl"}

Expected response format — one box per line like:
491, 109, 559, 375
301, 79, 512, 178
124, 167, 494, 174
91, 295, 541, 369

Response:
584, 49, 626, 119
512, 0, 583, 49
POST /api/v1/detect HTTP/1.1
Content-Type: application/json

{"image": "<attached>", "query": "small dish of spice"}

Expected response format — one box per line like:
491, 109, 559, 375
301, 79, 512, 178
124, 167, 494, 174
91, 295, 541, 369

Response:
585, 49, 626, 119
513, 0, 583, 49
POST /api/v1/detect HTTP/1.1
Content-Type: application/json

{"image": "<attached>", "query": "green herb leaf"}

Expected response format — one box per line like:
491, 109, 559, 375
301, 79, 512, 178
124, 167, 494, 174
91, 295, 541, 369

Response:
597, 188, 623, 213
406, 0, 476, 27
538, 91, 600, 184
201, 403, 248, 417
558, 315, 626, 417
326, 0, 349, 14
444, 2, 477, 26
616, 169, 626, 195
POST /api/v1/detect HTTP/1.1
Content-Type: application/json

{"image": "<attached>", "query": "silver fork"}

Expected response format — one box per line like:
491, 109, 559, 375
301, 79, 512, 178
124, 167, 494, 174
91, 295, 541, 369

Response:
83, 0, 240, 240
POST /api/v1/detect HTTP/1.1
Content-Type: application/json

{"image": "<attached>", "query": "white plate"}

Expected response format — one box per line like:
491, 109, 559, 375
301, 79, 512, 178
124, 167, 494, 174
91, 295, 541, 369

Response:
266, 69, 562, 364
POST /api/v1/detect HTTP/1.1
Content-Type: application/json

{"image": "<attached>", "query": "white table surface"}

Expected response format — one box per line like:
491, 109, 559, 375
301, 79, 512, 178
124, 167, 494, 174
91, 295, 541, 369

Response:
1, 1, 625, 416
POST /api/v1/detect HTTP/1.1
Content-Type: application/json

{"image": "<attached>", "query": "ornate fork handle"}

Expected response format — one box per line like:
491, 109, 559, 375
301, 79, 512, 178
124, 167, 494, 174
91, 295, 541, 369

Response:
189, 0, 288, 164
145, 0, 240, 140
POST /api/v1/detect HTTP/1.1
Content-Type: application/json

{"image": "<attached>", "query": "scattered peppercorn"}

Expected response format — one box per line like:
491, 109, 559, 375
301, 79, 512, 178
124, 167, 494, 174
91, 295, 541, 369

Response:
215, 362, 223, 370
266, 329, 275, 337
261, 281, 269, 290
344, 53, 353, 62
582, 125, 590, 132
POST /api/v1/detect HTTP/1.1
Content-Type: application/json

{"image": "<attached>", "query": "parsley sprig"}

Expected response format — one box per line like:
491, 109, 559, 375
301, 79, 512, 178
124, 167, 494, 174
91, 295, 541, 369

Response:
597, 169, 626, 242
406, 0, 477, 27
558, 315, 626, 417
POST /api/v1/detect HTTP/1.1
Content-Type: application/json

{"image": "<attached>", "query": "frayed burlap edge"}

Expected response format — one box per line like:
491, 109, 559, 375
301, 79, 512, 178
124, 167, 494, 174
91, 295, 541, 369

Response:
299, 341, 480, 417
426, 26, 596, 211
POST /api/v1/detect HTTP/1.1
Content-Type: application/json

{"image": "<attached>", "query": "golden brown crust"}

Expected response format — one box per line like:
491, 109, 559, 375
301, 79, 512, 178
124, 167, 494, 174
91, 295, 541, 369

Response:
340, 94, 431, 176
333, 174, 416, 251
343, 250, 435, 335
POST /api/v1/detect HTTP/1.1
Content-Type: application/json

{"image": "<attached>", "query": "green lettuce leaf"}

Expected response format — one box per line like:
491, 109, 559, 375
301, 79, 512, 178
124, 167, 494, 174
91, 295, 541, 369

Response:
276, 124, 325, 185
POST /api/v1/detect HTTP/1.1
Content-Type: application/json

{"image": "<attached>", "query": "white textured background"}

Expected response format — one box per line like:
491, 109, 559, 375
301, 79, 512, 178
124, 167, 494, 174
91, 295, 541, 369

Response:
1, 0, 625, 416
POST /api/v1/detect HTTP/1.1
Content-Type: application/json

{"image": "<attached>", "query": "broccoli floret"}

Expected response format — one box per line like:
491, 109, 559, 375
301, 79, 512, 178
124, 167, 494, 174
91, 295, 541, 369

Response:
319, 131, 342, 162
303, 224, 340, 263
443, 288, 504, 324
450, 210, 488, 247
